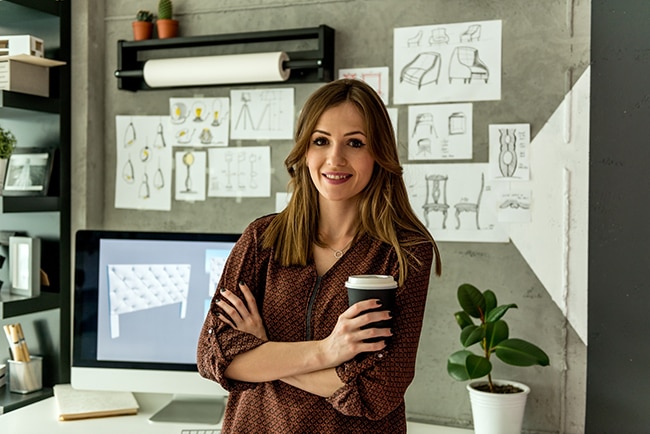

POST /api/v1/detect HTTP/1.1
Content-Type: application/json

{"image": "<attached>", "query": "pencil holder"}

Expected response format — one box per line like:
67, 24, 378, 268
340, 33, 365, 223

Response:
8, 356, 42, 394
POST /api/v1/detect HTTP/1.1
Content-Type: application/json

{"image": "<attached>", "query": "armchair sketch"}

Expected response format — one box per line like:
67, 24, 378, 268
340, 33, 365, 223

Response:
407, 30, 423, 47
400, 52, 441, 89
429, 28, 449, 44
448, 46, 489, 84
460, 24, 481, 42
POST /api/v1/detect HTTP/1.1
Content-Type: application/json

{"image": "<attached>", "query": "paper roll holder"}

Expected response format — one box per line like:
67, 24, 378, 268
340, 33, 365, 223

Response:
115, 25, 334, 91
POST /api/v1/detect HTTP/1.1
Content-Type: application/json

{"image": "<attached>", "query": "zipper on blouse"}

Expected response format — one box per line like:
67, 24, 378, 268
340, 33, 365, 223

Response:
305, 276, 322, 341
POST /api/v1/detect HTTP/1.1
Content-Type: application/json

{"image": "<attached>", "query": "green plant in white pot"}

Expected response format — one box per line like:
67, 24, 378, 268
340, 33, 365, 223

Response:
447, 283, 550, 434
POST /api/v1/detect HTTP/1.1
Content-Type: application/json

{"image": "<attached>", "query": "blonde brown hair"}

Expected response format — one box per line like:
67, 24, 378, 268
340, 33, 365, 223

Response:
262, 79, 441, 284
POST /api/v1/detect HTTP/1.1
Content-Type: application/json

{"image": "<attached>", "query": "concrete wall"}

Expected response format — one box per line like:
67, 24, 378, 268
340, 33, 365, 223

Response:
70, 1, 590, 432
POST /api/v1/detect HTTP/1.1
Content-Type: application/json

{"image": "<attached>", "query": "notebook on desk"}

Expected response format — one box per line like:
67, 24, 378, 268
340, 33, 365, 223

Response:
53, 384, 139, 421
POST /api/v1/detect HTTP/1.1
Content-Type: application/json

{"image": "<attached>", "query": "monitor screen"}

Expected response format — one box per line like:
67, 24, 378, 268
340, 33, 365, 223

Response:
71, 229, 239, 424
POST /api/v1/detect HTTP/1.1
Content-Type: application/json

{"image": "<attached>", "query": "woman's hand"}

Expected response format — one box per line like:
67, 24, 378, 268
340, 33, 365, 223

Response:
318, 299, 393, 367
216, 282, 268, 341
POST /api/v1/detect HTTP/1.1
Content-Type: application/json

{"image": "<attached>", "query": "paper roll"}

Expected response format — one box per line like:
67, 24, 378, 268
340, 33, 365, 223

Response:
143, 51, 290, 88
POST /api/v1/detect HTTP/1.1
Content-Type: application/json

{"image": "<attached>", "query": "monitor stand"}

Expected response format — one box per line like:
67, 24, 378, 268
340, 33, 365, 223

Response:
149, 395, 225, 425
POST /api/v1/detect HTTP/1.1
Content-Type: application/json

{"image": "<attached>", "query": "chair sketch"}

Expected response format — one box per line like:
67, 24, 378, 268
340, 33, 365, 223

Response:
454, 172, 484, 230
416, 138, 432, 156
107, 264, 191, 339
422, 174, 449, 229
412, 112, 438, 138
400, 52, 441, 90
460, 24, 482, 42
429, 28, 449, 45
448, 46, 489, 84
407, 30, 423, 47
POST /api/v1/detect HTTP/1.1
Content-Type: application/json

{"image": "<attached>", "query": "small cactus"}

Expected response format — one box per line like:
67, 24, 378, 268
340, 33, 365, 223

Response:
136, 9, 153, 22
158, 0, 173, 20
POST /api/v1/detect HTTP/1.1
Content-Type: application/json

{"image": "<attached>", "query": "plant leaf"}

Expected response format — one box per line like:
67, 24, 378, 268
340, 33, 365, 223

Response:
494, 338, 550, 367
457, 283, 486, 319
484, 320, 509, 351
460, 325, 485, 347
484, 289, 497, 315
454, 311, 474, 329
485, 303, 518, 323
447, 350, 492, 381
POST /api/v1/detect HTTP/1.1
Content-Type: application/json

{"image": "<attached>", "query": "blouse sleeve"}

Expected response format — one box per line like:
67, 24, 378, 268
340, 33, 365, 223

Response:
326, 241, 434, 420
196, 217, 271, 392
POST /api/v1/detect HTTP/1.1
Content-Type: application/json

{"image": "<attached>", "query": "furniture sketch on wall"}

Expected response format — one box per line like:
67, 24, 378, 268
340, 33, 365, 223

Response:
400, 52, 441, 89
412, 112, 438, 138
460, 24, 481, 42
498, 128, 518, 177
448, 46, 489, 84
448, 112, 467, 135
416, 138, 432, 156
454, 172, 484, 230
107, 264, 191, 338
429, 28, 449, 44
422, 174, 449, 229
407, 30, 423, 47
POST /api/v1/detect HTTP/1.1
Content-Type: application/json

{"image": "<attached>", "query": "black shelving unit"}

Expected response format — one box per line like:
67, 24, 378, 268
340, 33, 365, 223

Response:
0, 0, 71, 411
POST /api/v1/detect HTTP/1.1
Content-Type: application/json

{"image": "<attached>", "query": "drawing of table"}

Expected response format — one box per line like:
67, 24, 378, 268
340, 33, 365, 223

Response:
107, 264, 191, 338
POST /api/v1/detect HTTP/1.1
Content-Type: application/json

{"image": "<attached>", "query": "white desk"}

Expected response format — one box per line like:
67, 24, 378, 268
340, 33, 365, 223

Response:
0, 392, 472, 434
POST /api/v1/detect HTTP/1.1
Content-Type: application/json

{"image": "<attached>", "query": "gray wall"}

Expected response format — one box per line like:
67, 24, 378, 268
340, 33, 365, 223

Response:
71, 1, 590, 432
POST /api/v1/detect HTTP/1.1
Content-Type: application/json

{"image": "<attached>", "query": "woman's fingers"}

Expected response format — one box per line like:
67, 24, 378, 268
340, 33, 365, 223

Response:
238, 281, 260, 316
215, 282, 268, 341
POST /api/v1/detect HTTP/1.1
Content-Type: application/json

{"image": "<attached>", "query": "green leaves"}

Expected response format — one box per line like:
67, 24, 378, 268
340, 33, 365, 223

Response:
448, 283, 550, 385
447, 350, 492, 381
494, 338, 550, 367
457, 283, 485, 318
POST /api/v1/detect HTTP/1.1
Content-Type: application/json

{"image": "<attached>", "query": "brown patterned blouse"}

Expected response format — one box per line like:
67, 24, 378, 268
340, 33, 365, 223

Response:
197, 215, 434, 433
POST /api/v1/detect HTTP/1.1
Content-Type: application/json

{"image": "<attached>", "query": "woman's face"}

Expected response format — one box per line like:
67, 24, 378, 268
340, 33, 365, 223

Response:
305, 102, 376, 204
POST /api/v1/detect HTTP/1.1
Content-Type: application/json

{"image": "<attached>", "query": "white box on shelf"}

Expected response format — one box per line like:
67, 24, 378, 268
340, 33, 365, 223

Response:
8, 236, 41, 298
0, 35, 44, 58
0, 54, 65, 97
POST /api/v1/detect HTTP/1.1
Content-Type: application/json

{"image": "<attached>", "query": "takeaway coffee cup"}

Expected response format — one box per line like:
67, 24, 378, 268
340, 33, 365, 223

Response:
345, 275, 397, 340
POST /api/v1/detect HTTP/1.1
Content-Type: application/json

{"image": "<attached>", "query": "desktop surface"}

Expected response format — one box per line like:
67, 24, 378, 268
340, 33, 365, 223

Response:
0, 388, 473, 434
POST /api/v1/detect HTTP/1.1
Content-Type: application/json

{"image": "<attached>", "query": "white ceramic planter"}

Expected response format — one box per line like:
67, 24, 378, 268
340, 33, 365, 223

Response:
467, 379, 530, 434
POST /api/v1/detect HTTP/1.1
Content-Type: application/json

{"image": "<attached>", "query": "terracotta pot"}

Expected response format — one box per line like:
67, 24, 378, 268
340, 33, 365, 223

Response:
132, 21, 153, 41
156, 19, 179, 39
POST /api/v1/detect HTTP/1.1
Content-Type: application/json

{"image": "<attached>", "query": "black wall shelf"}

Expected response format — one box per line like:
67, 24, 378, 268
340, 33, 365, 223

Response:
0, 292, 60, 319
1, 196, 60, 213
115, 25, 335, 91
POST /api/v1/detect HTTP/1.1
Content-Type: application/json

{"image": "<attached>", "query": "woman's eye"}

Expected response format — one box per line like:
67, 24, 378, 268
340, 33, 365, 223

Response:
312, 137, 328, 146
348, 138, 365, 148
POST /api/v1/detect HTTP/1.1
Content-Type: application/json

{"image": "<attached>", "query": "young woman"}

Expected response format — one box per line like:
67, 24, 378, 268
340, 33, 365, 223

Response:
197, 79, 441, 433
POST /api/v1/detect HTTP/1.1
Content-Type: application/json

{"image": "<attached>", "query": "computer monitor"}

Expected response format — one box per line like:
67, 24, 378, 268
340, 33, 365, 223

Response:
71, 229, 240, 424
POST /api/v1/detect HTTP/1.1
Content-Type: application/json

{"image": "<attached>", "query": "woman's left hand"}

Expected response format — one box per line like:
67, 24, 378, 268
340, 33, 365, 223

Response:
216, 282, 268, 341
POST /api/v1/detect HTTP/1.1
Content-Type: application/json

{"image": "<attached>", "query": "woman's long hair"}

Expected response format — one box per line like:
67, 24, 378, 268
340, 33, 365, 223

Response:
262, 79, 441, 285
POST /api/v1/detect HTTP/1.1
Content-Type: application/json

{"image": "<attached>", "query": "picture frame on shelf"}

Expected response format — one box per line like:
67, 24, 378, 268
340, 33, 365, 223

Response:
9, 236, 41, 298
1, 148, 55, 196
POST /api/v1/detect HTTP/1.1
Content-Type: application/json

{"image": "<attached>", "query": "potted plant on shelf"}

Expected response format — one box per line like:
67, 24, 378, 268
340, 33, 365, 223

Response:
132, 9, 154, 41
156, 0, 179, 39
447, 283, 550, 434
0, 126, 17, 192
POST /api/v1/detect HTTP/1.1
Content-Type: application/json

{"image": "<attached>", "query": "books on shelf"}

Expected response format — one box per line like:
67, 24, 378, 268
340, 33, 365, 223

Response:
53, 384, 139, 421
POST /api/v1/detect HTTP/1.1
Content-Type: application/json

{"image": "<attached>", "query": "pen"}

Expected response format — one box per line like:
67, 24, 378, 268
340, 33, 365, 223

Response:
15, 323, 31, 362
3, 324, 15, 360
